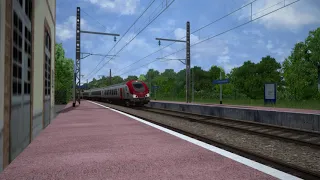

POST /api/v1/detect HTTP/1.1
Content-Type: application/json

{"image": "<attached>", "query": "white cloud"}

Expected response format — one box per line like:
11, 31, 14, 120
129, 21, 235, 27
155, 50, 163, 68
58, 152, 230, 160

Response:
266, 40, 273, 50
237, 53, 250, 58
243, 29, 264, 37
257, 39, 264, 45
240, 0, 320, 30
222, 47, 229, 55
147, 19, 176, 34
217, 56, 230, 63
265, 39, 288, 57
84, 0, 140, 15
224, 63, 241, 73
56, 16, 89, 41
171, 27, 241, 73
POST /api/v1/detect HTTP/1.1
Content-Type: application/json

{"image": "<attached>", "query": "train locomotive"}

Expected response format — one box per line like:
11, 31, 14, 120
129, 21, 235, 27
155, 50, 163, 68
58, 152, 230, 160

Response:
82, 80, 150, 106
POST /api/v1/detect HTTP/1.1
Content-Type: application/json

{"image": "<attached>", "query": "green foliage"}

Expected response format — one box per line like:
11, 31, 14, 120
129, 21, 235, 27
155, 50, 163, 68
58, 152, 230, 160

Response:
138, 74, 146, 81
231, 56, 281, 99
282, 31, 320, 100
55, 43, 74, 104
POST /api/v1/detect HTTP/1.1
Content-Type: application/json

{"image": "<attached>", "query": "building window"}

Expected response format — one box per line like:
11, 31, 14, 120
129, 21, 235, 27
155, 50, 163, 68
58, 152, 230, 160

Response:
17, 0, 22, 7
24, 25, 32, 95
12, 12, 23, 95
24, 0, 32, 21
44, 29, 51, 96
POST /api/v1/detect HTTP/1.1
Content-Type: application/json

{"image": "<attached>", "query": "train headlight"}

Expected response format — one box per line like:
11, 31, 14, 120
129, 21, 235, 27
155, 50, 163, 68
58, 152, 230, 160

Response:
133, 94, 138, 98
145, 93, 150, 97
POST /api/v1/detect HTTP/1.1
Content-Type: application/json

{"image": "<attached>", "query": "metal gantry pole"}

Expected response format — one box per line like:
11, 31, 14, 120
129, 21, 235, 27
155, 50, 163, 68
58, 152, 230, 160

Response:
154, 21, 190, 103
73, 7, 120, 107
73, 7, 81, 107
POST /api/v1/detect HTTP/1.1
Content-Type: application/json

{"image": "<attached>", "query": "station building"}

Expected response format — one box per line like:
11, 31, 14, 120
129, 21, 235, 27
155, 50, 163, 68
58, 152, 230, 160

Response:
0, 0, 56, 171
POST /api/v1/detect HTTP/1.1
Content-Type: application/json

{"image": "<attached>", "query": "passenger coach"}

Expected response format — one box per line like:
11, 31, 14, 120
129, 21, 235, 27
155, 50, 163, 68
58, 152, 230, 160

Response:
82, 80, 150, 106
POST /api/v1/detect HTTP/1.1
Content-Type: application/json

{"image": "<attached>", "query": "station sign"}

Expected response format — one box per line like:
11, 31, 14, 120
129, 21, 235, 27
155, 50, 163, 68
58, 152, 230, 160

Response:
212, 79, 230, 84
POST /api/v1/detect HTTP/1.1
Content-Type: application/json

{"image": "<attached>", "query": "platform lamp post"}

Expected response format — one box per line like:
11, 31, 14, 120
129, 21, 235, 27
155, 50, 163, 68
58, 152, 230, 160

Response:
155, 21, 191, 103
73, 6, 120, 107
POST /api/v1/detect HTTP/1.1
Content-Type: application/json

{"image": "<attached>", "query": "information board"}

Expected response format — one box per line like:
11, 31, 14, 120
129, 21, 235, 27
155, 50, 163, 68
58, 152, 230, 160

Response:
264, 83, 276, 104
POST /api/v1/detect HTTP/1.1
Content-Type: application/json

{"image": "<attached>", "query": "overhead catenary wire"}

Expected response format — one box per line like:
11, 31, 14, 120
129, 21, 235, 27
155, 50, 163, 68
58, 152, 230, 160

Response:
112, 0, 259, 75
86, 0, 176, 80
81, 9, 110, 31
84, 0, 157, 79
115, 0, 301, 77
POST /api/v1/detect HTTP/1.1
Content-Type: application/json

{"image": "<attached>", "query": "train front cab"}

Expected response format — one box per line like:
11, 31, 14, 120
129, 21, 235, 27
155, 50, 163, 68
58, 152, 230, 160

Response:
127, 81, 150, 106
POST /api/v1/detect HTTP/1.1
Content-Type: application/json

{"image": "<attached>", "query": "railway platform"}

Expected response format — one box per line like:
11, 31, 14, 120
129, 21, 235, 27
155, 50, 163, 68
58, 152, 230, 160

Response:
0, 101, 299, 179
150, 100, 320, 114
148, 100, 320, 132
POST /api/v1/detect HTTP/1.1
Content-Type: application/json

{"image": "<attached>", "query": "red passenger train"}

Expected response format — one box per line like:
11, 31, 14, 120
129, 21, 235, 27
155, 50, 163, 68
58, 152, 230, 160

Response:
82, 80, 150, 106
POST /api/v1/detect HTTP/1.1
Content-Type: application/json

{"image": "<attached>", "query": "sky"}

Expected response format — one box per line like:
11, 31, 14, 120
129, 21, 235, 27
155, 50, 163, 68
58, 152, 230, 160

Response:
56, 0, 320, 83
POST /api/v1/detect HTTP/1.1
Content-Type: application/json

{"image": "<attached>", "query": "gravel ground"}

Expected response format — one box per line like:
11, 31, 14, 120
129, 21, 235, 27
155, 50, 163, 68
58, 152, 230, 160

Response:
97, 102, 320, 175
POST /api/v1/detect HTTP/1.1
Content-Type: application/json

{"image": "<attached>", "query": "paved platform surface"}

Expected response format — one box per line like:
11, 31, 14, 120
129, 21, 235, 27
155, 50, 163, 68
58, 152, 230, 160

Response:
0, 101, 298, 179
151, 100, 320, 114
53, 104, 67, 118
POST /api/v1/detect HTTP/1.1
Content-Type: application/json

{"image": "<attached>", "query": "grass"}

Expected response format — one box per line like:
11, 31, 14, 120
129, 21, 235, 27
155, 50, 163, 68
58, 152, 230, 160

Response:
152, 97, 320, 110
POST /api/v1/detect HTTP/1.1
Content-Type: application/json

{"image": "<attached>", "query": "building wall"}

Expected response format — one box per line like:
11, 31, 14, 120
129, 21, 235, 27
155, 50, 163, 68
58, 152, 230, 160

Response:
0, 0, 6, 172
32, 0, 55, 138
0, 0, 56, 171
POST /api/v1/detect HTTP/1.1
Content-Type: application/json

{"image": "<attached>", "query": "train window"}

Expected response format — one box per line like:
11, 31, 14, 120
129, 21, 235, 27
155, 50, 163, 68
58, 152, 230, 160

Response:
132, 82, 145, 92
133, 83, 143, 89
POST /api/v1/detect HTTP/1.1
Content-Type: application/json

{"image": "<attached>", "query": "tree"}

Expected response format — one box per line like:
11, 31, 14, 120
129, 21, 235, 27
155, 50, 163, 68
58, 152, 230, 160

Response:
55, 43, 74, 104
304, 28, 320, 95
231, 56, 281, 99
125, 75, 138, 81
282, 42, 318, 100
138, 74, 146, 81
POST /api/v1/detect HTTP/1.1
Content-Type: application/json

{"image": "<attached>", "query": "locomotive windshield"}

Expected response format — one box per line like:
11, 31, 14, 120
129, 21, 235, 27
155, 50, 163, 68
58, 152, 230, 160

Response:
132, 82, 145, 92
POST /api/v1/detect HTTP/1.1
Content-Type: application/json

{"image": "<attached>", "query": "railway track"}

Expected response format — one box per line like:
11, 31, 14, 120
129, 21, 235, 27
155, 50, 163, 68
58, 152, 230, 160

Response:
138, 107, 320, 149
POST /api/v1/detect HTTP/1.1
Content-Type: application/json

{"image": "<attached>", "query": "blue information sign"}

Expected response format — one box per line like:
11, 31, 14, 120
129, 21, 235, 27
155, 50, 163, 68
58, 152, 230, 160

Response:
212, 79, 230, 84
264, 83, 277, 104
152, 86, 159, 89
71, 84, 88, 89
